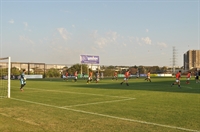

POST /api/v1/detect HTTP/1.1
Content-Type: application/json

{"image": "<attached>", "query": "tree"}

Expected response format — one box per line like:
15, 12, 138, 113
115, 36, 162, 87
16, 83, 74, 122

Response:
150, 66, 160, 73
11, 67, 20, 75
160, 66, 168, 73
62, 66, 68, 73
138, 66, 146, 74
129, 67, 137, 74
0, 68, 8, 76
107, 65, 116, 69
46, 68, 60, 77
133, 65, 138, 69
67, 64, 88, 75
103, 68, 113, 77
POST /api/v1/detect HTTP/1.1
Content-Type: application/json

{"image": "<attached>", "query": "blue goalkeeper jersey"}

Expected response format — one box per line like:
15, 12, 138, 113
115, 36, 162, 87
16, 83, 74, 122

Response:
21, 72, 25, 80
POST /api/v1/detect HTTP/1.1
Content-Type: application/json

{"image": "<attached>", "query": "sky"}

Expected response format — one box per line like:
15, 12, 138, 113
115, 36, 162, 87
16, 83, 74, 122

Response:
0, 0, 199, 67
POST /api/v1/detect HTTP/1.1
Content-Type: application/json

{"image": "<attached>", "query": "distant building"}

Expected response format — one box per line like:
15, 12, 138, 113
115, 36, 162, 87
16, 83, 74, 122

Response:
184, 50, 200, 70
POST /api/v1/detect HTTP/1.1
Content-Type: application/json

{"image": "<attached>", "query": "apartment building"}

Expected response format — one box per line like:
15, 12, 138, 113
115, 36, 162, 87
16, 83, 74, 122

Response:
184, 50, 200, 70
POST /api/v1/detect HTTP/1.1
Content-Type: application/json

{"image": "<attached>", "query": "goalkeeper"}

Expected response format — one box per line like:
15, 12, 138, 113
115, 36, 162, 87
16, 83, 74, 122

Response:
20, 69, 26, 91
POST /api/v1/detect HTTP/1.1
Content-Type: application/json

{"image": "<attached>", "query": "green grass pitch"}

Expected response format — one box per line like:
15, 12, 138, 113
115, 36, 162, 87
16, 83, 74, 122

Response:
0, 77, 200, 132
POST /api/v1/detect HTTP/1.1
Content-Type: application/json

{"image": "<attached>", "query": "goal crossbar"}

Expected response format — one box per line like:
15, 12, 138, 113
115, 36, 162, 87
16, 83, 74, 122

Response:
0, 57, 10, 60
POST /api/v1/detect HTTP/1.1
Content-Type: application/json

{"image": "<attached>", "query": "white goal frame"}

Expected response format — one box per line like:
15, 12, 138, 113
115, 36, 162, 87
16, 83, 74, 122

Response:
0, 57, 11, 98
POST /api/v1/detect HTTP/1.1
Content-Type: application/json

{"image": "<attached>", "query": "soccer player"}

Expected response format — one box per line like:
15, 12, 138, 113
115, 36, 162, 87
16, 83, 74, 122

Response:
20, 69, 26, 91
95, 71, 100, 83
171, 70, 181, 88
82, 72, 85, 80
65, 71, 69, 81
120, 69, 130, 86
136, 70, 139, 79
145, 71, 151, 82
87, 70, 93, 84
186, 71, 191, 84
112, 71, 118, 80
74, 71, 78, 82
195, 69, 199, 83
100, 72, 104, 79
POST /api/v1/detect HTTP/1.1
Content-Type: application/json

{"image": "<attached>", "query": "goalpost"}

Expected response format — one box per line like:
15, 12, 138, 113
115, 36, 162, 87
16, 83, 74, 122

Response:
0, 57, 11, 98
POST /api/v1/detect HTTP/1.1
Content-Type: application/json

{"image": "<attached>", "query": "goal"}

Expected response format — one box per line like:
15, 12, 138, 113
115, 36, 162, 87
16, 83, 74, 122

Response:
0, 57, 11, 98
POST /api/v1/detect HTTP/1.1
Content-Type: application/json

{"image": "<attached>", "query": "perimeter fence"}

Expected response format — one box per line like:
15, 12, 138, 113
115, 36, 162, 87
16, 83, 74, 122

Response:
1, 62, 193, 79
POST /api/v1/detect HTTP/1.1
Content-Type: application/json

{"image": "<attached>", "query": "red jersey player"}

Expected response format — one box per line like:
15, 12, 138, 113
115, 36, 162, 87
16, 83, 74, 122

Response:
186, 71, 191, 84
120, 69, 130, 86
171, 70, 181, 88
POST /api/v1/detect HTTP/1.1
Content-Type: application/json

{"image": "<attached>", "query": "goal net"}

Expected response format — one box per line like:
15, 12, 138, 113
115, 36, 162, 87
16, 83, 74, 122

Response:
0, 57, 11, 98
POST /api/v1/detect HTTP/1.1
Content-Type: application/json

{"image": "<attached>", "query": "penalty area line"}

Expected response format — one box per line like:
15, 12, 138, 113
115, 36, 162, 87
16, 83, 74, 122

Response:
11, 98, 200, 132
62, 98, 136, 108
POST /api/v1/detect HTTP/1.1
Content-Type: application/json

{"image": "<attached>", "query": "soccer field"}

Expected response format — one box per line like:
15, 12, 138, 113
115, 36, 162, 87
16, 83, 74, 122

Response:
0, 77, 200, 132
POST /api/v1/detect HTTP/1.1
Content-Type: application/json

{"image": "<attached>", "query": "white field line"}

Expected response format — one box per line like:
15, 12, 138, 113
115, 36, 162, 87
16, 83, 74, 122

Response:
0, 113, 39, 126
62, 98, 135, 108
182, 86, 193, 89
11, 98, 200, 132
0, 96, 7, 99
22, 87, 135, 99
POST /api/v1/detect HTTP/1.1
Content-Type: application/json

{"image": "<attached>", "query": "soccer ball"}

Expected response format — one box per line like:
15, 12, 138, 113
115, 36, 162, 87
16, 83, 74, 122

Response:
24, 78, 26, 80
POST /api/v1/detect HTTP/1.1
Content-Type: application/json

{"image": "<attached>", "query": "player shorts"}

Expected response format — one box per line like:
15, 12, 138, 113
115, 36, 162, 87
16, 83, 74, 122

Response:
124, 78, 128, 81
195, 76, 199, 80
176, 79, 180, 83
187, 78, 190, 80
20, 79, 26, 85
